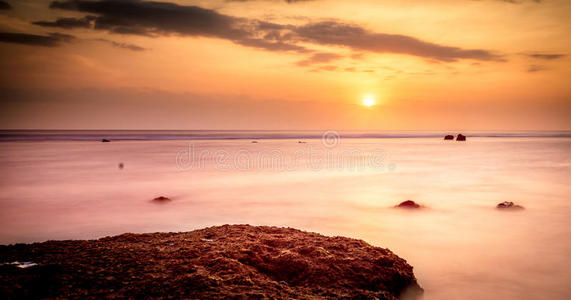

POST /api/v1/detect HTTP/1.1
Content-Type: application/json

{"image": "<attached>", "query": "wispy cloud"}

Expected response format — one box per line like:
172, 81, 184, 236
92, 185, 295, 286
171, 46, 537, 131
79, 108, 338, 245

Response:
293, 21, 503, 62
296, 52, 342, 66
33, 16, 96, 29
527, 64, 546, 72
95, 38, 145, 51
527, 53, 566, 60
41, 0, 502, 62
0, 32, 74, 47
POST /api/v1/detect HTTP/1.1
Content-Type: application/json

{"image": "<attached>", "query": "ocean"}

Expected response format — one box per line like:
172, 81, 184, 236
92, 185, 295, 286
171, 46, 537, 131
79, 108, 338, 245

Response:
0, 130, 570, 299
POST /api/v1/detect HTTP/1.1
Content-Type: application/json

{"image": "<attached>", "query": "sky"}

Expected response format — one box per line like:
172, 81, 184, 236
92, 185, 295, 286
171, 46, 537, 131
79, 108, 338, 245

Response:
0, 0, 569, 130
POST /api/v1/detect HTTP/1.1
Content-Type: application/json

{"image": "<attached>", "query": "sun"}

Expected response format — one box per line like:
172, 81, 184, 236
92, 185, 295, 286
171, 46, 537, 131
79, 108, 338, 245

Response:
362, 94, 376, 107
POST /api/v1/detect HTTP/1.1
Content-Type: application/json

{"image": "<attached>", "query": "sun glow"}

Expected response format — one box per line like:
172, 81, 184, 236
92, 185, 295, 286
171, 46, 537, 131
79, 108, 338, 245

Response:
362, 94, 376, 107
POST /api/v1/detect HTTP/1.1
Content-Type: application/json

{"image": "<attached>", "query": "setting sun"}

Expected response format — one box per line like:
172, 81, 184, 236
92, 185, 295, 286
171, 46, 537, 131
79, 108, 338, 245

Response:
363, 94, 376, 107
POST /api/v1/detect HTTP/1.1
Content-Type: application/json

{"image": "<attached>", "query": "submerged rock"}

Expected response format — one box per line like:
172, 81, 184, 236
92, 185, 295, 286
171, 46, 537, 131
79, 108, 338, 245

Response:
396, 200, 421, 209
444, 135, 454, 140
0, 225, 422, 299
496, 201, 524, 210
456, 134, 466, 141
251, 141, 258, 143
101, 139, 110, 142
152, 196, 171, 203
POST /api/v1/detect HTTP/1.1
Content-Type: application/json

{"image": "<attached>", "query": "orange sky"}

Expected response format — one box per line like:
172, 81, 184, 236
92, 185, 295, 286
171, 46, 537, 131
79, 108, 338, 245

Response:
0, 0, 570, 130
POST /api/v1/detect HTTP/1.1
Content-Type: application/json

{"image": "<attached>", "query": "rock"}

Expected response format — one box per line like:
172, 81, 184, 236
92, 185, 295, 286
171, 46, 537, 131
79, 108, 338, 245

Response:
396, 200, 421, 209
101, 139, 111, 142
0, 225, 422, 299
152, 196, 171, 203
118, 163, 124, 169
444, 135, 454, 140
496, 201, 524, 210
456, 134, 466, 141
251, 141, 258, 143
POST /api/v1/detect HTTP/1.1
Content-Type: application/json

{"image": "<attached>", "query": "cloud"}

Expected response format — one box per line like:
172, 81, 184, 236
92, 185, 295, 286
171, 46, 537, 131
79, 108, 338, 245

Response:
33, 16, 96, 29
527, 53, 566, 60
0, 1, 11, 10
527, 64, 546, 72
45, 0, 501, 62
95, 38, 145, 51
0, 32, 74, 47
293, 22, 502, 62
296, 52, 342, 66
47, 0, 309, 53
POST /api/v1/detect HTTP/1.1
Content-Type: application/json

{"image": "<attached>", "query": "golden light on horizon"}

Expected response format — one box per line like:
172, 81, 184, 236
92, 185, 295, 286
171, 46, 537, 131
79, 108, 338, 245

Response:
362, 94, 376, 107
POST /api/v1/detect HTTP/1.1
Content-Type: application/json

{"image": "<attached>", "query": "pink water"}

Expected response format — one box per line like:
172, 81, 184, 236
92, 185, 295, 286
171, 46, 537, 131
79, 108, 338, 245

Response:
1, 136, 570, 299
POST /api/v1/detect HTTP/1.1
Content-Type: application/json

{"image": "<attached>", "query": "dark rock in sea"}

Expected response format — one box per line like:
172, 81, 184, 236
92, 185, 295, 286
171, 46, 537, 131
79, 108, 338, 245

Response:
444, 135, 454, 140
101, 139, 110, 142
251, 141, 258, 143
456, 134, 466, 141
298, 141, 306, 144
152, 196, 171, 203
496, 201, 524, 210
396, 200, 421, 209
0, 225, 422, 300
118, 163, 124, 169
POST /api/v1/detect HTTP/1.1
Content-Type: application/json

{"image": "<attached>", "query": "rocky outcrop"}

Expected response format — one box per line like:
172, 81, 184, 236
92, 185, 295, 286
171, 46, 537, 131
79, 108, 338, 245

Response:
396, 200, 421, 209
444, 135, 454, 140
0, 225, 422, 299
456, 134, 466, 141
152, 196, 171, 203
496, 201, 524, 210
101, 139, 110, 142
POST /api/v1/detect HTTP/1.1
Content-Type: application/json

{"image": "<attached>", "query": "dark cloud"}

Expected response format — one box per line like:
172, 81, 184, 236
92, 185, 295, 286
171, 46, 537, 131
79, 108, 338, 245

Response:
293, 22, 502, 62
33, 16, 96, 29
48, 0, 308, 52
0, 1, 11, 10
0, 32, 74, 47
527, 53, 566, 60
95, 38, 145, 51
47, 0, 501, 62
296, 52, 342, 66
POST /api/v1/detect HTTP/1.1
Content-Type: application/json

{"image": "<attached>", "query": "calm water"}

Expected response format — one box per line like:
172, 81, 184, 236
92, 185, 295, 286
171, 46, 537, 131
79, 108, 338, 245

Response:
0, 131, 570, 299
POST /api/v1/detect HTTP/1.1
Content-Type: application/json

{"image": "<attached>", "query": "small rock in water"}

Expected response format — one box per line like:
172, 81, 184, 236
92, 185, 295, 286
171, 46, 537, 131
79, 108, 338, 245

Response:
456, 134, 466, 141
444, 135, 454, 140
152, 196, 171, 203
101, 139, 111, 142
251, 141, 258, 143
496, 201, 524, 210
396, 200, 421, 209
118, 163, 124, 169
298, 141, 306, 143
